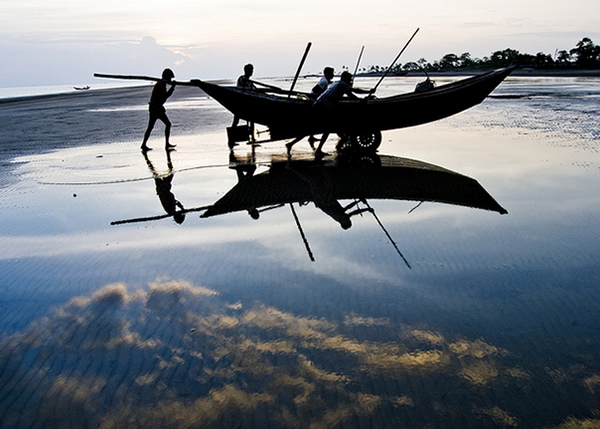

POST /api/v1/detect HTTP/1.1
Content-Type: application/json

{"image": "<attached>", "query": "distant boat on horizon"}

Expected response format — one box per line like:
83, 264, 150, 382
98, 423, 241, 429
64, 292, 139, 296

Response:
73, 85, 90, 91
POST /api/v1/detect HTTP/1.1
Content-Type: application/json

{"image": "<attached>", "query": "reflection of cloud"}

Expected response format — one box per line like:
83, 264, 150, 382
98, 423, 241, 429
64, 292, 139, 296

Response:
0, 279, 598, 428
547, 416, 600, 429
474, 406, 518, 427
584, 374, 600, 394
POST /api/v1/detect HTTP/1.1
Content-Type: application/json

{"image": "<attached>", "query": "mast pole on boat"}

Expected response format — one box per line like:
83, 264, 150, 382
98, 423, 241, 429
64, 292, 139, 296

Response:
369, 27, 419, 95
288, 42, 312, 97
352, 46, 365, 83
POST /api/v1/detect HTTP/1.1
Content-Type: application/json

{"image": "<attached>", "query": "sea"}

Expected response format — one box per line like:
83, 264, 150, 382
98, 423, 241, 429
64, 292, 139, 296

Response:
0, 73, 599, 428
0, 82, 147, 101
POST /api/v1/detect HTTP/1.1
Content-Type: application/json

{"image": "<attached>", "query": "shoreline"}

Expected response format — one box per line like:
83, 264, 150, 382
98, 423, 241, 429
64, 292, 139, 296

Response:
358, 68, 600, 78
2, 70, 599, 103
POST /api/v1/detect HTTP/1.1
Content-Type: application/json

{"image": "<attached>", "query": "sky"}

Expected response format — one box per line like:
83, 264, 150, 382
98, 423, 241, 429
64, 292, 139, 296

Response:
1, 0, 599, 87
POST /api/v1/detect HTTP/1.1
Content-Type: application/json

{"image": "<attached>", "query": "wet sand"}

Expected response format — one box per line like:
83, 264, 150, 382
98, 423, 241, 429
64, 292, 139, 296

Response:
1, 75, 600, 428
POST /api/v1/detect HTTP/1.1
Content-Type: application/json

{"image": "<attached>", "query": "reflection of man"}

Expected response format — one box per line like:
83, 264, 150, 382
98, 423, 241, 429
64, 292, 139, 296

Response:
288, 162, 369, 229
229, 151, 259, 219
143, 150, 185, 224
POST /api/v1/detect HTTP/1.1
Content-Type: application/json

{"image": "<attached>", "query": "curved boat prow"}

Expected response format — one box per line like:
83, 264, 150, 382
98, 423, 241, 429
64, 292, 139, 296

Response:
191, 66, 517, 140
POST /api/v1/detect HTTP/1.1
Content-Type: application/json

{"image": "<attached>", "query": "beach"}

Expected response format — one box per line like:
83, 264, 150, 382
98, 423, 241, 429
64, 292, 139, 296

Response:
1, 74, 600, 428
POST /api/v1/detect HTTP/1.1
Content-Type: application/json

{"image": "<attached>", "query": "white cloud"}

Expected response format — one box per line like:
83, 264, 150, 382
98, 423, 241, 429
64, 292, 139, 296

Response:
0, 0, 598, 86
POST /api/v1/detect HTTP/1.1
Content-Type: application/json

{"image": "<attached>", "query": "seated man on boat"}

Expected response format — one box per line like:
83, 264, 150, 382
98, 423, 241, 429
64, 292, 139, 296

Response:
310, 67, 335, 99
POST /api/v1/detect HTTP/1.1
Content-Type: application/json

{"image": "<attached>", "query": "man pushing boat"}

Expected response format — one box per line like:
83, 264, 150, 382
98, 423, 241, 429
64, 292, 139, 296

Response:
141, 68, 176, 152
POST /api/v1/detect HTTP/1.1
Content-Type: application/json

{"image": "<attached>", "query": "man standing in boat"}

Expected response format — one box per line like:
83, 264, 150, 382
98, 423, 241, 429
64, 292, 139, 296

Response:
229, 64, 257, 148
141, 68, 176, 152
231, 64, 256, 128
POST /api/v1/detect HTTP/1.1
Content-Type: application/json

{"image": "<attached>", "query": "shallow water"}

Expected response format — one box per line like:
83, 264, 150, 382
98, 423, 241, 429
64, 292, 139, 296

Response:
1, 76, 600, 428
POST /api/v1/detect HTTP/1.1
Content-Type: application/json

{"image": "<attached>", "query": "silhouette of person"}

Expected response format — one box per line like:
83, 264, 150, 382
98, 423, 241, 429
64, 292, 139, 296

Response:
143, 149, 185, 224
141, 68, 176, 152
287, 161, 368, 229
229, 151, 259, 219
231, 64, 256, 128
309, 71, 360, 158
310, 67, 335, 99
286, 67, 335, 155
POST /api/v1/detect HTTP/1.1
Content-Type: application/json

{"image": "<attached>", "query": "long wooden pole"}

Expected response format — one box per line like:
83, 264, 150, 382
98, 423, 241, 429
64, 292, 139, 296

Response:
370, 28, 419, 94
93, 73, 198, 86
288, 42, 312, 98
352, 46, 365, 82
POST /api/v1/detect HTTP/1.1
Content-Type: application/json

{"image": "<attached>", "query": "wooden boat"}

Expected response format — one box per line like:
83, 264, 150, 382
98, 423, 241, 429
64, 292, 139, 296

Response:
201, 153, 507, 219
192, 66, 515, 146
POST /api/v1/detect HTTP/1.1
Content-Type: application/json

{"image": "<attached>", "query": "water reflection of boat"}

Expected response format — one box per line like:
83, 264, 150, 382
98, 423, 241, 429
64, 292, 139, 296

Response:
193, 67, 515, 146
201, 153, 508, 219
112, 152, 506, 265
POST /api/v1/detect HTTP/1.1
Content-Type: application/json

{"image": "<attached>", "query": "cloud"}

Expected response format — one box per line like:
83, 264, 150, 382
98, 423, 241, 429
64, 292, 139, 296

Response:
0, 36, 197, 86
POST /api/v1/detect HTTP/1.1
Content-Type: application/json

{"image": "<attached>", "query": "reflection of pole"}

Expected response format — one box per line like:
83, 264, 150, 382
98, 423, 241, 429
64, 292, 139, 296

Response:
364, 201, 411, 269
111, 204, 212, 225
289, 203, 315, 262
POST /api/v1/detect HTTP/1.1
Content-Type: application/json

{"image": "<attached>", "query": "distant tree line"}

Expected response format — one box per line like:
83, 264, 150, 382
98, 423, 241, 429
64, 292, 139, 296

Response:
350, 37, 600, 74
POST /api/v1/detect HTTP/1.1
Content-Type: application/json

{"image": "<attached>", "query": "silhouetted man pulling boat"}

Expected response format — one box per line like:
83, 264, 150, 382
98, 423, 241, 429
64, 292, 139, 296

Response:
310, 71, 359, 158
141, 68, 176, 152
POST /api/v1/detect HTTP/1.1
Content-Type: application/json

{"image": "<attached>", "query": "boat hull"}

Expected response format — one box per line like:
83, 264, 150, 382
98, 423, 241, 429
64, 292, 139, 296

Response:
195, 67, 515, 139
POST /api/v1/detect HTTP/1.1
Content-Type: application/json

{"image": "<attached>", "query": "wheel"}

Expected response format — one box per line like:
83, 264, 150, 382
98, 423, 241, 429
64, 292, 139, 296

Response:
355, 152, 381, 169
351, 131, 382, 151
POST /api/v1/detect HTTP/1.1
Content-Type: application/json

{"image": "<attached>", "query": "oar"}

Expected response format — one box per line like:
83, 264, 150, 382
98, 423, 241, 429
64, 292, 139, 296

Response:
93, 73, 199, 87
369, 28, 420, 94
288, 42, 312, 98
352, 46, 365, 83
250, 80, 285, 92
363, 200, 411, 269
289, 203, 315, 262
250, 80, 308, 96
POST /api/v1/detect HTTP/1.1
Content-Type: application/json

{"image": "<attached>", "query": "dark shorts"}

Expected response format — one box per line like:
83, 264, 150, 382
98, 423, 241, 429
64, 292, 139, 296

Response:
149, 104, 166, 117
